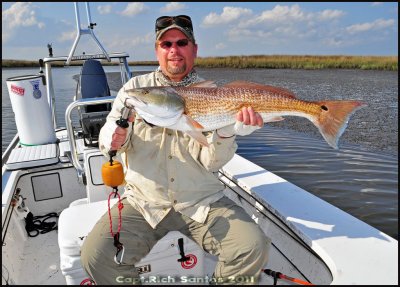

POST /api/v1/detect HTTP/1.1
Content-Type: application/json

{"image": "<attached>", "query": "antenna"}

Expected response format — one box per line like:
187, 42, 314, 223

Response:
66, 2, 110, 65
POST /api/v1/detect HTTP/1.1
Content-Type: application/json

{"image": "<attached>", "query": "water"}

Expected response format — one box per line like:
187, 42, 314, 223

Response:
2, 67, 398, 239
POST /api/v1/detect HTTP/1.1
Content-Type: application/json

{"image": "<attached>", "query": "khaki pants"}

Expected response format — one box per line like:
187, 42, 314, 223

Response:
81, 196, 270, 285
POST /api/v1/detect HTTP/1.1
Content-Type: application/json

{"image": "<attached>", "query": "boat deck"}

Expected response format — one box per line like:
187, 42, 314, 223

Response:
2, 221, 65, 285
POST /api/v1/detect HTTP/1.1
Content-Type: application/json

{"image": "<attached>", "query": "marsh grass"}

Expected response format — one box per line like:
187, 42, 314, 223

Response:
2, 55, 398, 70
194, 55, 398, 70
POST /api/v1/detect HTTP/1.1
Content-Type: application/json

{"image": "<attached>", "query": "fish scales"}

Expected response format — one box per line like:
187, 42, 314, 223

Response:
174, 86, 322, 122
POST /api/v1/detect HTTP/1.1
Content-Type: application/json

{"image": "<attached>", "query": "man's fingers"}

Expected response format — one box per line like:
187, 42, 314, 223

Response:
128, 114, 135, 122
256, 113, 263, 127
111, 127, 128, 149
236, 109, 243, 122
248, 107, 257, 125
242, 107, 249, 124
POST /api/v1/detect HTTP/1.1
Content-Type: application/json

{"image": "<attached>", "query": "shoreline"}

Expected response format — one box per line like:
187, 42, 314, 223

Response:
2, 55, 398, 70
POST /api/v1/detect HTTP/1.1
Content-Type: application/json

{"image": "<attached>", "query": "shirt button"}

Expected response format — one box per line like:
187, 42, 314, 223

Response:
168, 155, 172, 159
173, 200, 177, 204
163, 207, 167, 211
170, 178, 174, 182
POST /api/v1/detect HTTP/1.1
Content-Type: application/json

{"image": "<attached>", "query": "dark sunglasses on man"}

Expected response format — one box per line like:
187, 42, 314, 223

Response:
158, 39, 190, 49
155, 15, 193, 32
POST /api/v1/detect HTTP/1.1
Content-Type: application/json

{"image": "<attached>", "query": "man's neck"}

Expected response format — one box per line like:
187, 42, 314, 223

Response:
156, 67, 198, 87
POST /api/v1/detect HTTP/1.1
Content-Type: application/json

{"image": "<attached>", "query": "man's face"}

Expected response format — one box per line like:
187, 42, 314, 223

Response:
155, 29, 198, 82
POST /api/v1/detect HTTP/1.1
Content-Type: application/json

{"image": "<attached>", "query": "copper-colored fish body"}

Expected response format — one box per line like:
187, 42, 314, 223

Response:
125, 81, 365, 149
174, 83, 365, 149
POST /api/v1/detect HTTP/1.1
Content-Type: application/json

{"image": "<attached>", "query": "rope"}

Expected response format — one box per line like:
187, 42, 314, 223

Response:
107, 188, 123, 237
24, 212, 58, 237
107, 187, 125, 264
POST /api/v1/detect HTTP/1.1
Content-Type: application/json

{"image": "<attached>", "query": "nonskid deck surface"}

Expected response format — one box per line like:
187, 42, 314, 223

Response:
3, 226, 281, 285
4, 230, 65, 285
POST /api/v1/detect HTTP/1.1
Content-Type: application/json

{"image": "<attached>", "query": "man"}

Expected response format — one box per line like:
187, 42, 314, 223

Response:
81, 15, 271, 285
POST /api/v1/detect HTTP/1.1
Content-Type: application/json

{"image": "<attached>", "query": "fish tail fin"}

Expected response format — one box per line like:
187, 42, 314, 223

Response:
314, 100, 366, 149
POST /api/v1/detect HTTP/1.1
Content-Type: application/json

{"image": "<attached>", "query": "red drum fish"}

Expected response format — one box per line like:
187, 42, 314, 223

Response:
123, 80, 365, 148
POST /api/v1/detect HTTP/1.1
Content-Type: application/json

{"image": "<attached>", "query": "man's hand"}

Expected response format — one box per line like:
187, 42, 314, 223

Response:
217, 107, 264, 138
110, 114, 135, 150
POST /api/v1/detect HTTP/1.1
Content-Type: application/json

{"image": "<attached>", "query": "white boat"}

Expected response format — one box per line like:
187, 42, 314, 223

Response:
2, 3, 397, 285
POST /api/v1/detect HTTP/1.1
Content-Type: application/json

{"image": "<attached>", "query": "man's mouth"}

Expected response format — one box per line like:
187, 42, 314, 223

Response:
169, 58, 182, 63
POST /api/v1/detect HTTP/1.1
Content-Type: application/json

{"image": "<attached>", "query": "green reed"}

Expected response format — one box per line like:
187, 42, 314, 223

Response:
3, 55, 397, 70
194, 55, 398, 70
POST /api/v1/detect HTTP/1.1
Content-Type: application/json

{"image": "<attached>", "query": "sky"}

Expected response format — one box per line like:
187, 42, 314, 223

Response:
2, 2, 398, 61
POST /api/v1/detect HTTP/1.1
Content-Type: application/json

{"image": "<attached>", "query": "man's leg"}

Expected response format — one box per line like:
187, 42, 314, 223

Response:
184, 196, 271, 284
80, 198, 168, 285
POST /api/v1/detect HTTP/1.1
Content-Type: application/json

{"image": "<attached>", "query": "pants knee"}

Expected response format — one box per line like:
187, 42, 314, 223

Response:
249, 232, 271, 265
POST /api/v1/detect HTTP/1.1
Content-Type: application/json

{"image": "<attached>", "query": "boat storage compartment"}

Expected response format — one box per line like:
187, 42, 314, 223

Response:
58, 199, 209, 285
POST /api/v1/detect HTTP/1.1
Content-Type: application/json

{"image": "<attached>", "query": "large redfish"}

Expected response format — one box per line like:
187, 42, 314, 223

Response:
123, 80, 365, 148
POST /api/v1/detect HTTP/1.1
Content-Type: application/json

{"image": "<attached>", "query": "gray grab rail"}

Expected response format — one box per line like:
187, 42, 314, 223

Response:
65, 96, 116, 183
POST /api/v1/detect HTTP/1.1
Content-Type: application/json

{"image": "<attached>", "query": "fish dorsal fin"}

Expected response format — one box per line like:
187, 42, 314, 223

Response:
223, 80, 297, 99
189, 80, 217, 88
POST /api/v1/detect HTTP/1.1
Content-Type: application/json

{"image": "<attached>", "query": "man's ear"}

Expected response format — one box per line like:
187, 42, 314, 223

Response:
193, 43, 198, 58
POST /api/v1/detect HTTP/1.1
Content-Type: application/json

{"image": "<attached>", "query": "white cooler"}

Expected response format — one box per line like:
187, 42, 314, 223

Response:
58, 199, 214, 285
6, 74, 56, 146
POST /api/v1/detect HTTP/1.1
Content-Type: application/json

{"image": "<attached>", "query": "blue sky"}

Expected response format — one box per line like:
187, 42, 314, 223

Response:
2, 2, 398, 61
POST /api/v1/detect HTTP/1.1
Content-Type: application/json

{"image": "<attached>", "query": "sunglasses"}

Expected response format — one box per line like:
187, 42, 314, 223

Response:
155, 15, 193, 32
158, 39, 189, 49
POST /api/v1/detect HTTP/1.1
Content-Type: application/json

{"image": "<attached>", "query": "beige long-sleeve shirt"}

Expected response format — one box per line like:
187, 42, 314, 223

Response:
99, 71, 238, 228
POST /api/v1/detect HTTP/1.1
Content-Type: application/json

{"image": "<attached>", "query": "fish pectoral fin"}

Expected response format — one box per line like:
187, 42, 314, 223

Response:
189, 80, 216, 88
181, 114, 208, 146
264, 116, 285, 123
223, 80, 297, 99
184, 114, 204, 130
186, 130, 209, 147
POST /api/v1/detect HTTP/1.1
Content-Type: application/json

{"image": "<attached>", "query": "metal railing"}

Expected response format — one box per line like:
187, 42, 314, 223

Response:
65, 96, 116, 183
66, 2, 110, 65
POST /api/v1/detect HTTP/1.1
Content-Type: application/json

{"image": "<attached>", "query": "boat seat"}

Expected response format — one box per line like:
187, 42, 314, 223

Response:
76, 59, 111, 147
5, 143, 59, 170
58, 199, 208, 285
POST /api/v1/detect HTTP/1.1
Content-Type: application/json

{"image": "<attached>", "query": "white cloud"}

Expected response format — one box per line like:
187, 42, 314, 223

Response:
121, 2, 148, 17
322, 37, 345, 47
346, 18, 395, 34
215, 43, 226, 50
58, 31, 76, 42
239, 5, 345, 29
2, 2, 45, 42
202, 6, 252, 26
106, 32, 154, 50
371, 2, 383, 7
317, 9, 345, 21
257, 4, 309, 23
205, 4, 349, 47
97, 5, 112, 15
160, 2, 186, 13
